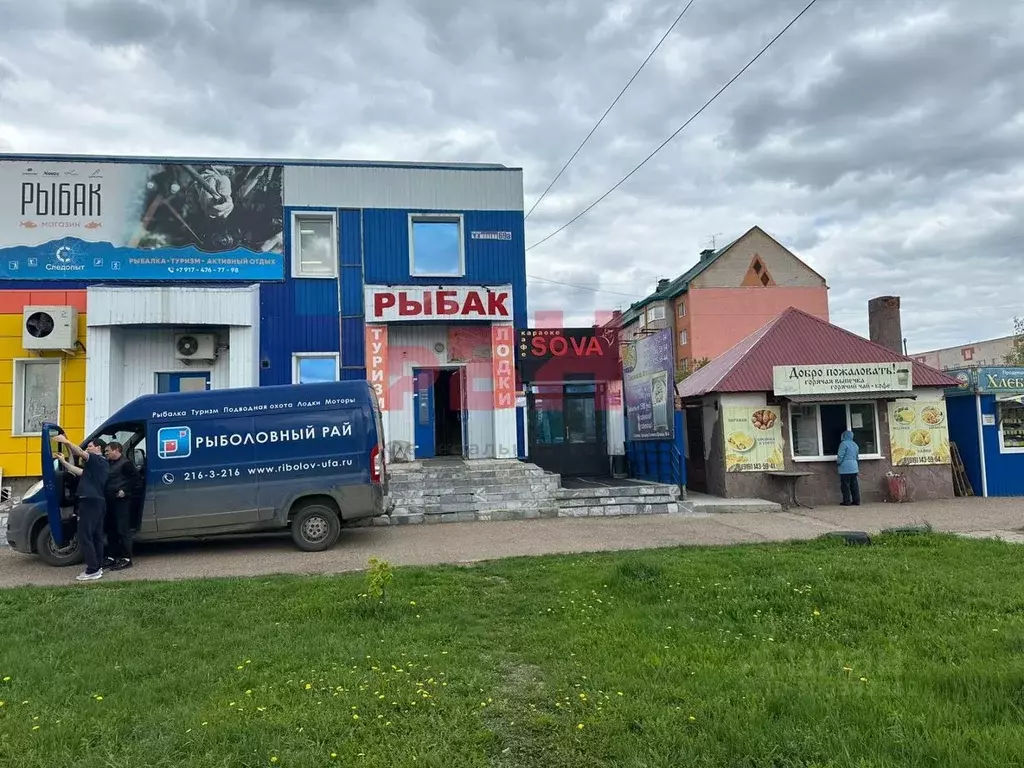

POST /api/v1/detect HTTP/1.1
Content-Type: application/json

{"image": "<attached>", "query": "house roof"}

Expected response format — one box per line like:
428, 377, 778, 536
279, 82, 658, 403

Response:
675, 307, 961, 398
619, 225, 823, 325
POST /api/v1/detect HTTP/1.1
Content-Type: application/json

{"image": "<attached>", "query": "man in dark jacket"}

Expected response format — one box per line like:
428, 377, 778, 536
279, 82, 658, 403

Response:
56, 435, 109, 581
103, 442, 139, 570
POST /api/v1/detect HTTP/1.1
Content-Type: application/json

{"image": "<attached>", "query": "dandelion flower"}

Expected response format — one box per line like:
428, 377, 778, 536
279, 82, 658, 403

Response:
813, 610, 821, 616
353, 714, 359, 720
617, 691, 623, 696
246, 690, 253, 695
2, 676, 10, 682
270, 758, 279, 764
860, 677, 868, 682
409, 601, 416, 606
95, 696, 104, 701
305, 684, 312, 690
577, 723, 584, 730
689, 716, 696, 722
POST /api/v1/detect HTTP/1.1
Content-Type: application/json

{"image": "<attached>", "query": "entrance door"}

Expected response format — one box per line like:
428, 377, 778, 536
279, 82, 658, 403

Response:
413, 368, 436, 460
157, 372, 211, 393
528, 383, 608, 477
685, 405, 707, 492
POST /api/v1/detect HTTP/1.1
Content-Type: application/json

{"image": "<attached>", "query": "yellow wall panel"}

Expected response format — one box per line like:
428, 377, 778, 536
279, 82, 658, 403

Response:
0, 339, 27, 359
64, 358, 87, 383
0, 315, 23, 338
0, 454, 28, 477
61, 382, 86, 407
62, 404, 86, 431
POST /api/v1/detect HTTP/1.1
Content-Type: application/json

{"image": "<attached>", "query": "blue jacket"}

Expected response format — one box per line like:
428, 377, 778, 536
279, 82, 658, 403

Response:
837, 430, 859, 474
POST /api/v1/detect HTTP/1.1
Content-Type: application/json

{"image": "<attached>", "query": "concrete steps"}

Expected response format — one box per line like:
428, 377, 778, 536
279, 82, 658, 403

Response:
386, 460, 561, 523
556, 484, 681, 517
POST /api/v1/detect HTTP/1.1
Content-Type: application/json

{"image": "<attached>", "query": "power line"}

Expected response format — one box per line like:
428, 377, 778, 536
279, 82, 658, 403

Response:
523, 0, 698, 221
527, 0, 824, 252
526, 273, 645, 298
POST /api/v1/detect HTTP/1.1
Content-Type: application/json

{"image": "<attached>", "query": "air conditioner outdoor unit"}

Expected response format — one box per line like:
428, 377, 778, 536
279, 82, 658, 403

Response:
174, 333, 218, 361
22, 306, 79, 351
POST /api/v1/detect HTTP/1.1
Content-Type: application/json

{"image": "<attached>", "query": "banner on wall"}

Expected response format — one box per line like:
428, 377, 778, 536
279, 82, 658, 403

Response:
773, 362, 912, 396
887, 400, 951, 465
491, 325, 515, 409
722, 407, 785, 472
623, 328, 674, 440
0, 160, 284, 280
365, 325, 388, 410
516, 327, 620, 382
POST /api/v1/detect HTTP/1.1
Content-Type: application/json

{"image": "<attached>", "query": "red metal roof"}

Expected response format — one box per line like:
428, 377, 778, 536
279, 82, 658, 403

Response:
676, 307, 960, 397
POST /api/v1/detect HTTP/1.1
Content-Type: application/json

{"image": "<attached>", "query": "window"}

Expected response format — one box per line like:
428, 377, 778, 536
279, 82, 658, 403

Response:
13, 359, 60, 436
291, 211, 338, 278
789, 402, 881, 460
679, 329, 689, 346
292, 353, 340, 384
647, 305, 666, 322
409, 214, 464, 276
677, 301, 686, 317
679, 358, 690, 373
999, 402, 1024, 453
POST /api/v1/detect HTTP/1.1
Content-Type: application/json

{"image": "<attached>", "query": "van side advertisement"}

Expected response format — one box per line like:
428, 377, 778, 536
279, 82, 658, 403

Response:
0, 160, 284, 281
150, 414, 364, 485
623, 328, 674, 440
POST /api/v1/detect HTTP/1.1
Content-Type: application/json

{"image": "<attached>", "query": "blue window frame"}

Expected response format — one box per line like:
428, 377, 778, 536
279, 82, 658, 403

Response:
409, 214, 464, 277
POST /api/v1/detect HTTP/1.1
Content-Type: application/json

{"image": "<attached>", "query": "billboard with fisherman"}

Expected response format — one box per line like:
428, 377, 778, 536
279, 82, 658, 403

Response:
0, 159, 284, 281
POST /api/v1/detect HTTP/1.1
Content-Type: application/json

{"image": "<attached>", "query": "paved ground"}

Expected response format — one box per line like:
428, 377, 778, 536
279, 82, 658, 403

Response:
1, 497, 1021, 588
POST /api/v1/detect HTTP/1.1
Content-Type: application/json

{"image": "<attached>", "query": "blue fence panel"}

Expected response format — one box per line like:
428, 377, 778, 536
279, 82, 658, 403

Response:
625, 411, 686, 487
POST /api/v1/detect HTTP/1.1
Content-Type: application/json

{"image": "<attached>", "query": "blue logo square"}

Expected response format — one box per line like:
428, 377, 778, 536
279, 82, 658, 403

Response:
157, 426, 192, 460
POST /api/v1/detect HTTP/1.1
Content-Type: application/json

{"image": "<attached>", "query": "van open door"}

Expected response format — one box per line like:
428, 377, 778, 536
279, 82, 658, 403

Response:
40, 423, 69, 545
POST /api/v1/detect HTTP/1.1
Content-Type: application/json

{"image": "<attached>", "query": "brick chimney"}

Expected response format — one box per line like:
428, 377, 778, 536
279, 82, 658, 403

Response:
868, 296, 903, 354
656, 278, 670, 292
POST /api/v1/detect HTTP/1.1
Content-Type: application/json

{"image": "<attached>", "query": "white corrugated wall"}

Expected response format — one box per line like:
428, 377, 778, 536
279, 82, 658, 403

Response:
283, 165, 524, 211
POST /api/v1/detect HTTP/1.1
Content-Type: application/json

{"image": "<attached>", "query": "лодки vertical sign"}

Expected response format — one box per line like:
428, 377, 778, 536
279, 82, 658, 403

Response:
491, 325, 515, 409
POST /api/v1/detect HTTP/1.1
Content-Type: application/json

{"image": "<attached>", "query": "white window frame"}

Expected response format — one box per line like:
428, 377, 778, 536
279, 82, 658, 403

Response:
678, 300, 686, 317
997, 401, 1024, 454
679, 329, 689, 346
12, 358, 62, 437
647, 305, 666, 322
789, 400, 884, 462
291, 352, 340, 385
408, 213, 465, 278
291, 210, 339, 279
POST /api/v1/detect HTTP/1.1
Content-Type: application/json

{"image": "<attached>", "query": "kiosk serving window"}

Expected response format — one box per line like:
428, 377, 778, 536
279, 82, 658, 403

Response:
998, 402, 1024, 452
790, 402, 880, 459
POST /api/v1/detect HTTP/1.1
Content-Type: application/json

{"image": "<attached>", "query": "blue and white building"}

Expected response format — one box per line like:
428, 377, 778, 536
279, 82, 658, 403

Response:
0, 154, 527, 467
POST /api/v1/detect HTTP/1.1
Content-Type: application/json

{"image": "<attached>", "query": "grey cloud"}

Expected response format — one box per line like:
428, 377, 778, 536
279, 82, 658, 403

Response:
1, 0, 1021, 348
64, 0, 169, 45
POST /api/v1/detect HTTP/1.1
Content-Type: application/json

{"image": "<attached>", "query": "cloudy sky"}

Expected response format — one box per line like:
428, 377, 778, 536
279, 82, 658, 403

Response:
0, 0, 1021, 350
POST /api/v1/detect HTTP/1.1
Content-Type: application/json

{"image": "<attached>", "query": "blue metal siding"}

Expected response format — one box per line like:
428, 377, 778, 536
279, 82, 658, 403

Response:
362, 208, 527, 327
259, 208, 340, 385
947, 393, 1024, 497
339, 210, 365, 379
626, 411, 687, 486
979, 394, 1024, 496
946, 395, 983, 495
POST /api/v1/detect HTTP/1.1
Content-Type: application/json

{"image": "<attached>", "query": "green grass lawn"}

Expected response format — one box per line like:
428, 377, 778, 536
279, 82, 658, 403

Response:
1, 534, 1023, 767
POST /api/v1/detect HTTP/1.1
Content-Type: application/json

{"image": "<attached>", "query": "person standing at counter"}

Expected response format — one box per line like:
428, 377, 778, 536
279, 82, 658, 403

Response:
836, 430, 861, 507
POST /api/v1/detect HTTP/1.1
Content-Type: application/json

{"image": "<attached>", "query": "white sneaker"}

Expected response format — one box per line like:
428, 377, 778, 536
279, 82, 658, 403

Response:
75, 569, 103, 582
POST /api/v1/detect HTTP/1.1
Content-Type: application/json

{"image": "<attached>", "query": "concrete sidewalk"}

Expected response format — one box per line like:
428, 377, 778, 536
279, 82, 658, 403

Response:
1, 497, 1020, 588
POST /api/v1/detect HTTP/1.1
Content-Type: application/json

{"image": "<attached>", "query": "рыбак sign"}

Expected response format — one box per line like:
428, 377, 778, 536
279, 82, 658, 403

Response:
364, 285, 513, 322
773, 363, 912, 396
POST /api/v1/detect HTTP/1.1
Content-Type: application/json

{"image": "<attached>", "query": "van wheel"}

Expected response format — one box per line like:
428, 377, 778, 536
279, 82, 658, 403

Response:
290, 502, 341, 552
35, 523, 84, 568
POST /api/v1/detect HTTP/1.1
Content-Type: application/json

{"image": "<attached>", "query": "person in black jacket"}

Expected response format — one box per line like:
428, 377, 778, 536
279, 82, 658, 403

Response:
103, 442, 139, 571
56, 435, 109, 581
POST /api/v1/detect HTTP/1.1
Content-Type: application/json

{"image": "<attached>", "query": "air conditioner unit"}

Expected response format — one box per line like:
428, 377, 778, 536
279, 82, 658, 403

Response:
23, 306, 79, 351
174, 333, 218, 361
